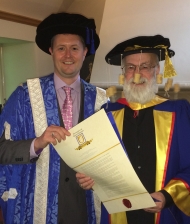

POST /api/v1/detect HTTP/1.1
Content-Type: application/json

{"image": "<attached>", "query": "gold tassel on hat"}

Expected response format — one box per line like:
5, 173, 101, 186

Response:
154, 45, 177, 79
163, 49, 177, 78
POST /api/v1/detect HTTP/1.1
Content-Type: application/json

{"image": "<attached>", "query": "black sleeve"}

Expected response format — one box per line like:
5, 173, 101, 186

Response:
159, 189, 174, 208
0, 131, 37, 165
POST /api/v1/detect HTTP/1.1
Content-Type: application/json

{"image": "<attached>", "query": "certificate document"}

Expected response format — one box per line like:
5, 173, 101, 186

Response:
53, 109, 156, 214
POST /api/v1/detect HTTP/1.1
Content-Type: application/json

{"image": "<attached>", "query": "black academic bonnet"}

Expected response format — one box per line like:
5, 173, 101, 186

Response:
105, 35, 175, 65
35, 12, 100, 56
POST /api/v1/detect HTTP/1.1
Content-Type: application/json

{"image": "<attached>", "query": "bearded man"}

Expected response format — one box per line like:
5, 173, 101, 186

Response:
77, 35, 190, 224
122, 52, 159, 104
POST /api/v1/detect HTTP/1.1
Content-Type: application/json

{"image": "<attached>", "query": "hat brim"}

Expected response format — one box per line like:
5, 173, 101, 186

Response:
105, 48, 175, 66
35, 25, 100, 56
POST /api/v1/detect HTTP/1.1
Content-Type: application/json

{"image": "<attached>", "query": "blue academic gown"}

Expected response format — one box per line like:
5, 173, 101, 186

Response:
0, 74, 98, 224
101, 98, 190, 224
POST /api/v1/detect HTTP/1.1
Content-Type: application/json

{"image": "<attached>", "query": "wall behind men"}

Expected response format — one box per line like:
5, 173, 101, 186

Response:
66, 0, 106, 34
0, 19, 53, 103
1, 0, 190, 101
0, 0, 106, 103
91, 0, 190, 89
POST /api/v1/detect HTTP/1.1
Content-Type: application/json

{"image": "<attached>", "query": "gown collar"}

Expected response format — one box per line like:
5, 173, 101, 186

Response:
117, 95, 168, 110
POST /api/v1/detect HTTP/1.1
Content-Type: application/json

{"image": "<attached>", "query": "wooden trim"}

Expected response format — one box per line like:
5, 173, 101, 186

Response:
0, 10, 41, 27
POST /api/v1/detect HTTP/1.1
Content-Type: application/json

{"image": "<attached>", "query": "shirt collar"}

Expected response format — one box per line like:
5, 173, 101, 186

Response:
54, 73, 81, 93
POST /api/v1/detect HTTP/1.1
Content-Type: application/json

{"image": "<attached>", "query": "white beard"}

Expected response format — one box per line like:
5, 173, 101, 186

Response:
123, 76, 158, 104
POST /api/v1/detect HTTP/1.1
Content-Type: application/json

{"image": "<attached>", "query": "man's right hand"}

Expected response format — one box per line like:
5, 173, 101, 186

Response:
34, 125, 71, 152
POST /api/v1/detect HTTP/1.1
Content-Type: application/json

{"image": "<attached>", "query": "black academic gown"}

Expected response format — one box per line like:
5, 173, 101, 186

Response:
122, 106, 156, 224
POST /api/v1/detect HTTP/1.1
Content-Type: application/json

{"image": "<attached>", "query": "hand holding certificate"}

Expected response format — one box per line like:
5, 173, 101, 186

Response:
53, 109, 156, 214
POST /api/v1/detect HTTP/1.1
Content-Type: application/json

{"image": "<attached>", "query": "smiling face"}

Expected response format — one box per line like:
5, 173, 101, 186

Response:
123, 53, 160, 104
49, 34, 88, 84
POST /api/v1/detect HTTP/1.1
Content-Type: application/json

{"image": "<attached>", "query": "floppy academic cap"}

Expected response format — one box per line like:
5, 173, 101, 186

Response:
35, 12, 100, 56
105, 34, 177, 79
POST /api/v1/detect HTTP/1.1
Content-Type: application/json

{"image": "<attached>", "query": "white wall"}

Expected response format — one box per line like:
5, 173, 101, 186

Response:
0, 19, 36, 42
2, 0, 190, 99
34, 45, 54, 78
0, 19, 53, 102
91, 0, 190, 88
2, 43, 36, 99
67, 0, 106, 34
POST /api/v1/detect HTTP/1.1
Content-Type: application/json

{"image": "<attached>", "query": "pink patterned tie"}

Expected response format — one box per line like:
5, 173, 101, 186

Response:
62, 86, 73, 130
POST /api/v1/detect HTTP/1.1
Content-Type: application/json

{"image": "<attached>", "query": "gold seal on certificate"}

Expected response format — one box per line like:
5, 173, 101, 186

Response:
75, 134, 93, 151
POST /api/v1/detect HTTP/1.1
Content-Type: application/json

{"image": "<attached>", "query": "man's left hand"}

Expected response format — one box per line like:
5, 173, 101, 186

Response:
76, 173, 94, 190
144, 191, 166, 213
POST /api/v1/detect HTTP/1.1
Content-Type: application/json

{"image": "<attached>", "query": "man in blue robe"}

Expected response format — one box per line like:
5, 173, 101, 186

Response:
77, 35, 190, 224
0, 12, 107, 224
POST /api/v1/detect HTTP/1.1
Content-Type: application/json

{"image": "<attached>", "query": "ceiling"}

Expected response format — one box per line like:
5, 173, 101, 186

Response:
0, 0, 76, 20
0, 0, 106, 44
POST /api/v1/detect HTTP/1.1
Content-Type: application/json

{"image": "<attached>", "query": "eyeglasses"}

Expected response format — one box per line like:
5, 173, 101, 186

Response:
123, 63, 157, 74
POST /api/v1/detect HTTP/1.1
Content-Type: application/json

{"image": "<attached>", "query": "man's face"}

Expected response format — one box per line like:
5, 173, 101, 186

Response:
123, 53, 160, 104
123, 53, 160, 83
49, 34, 88, 83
